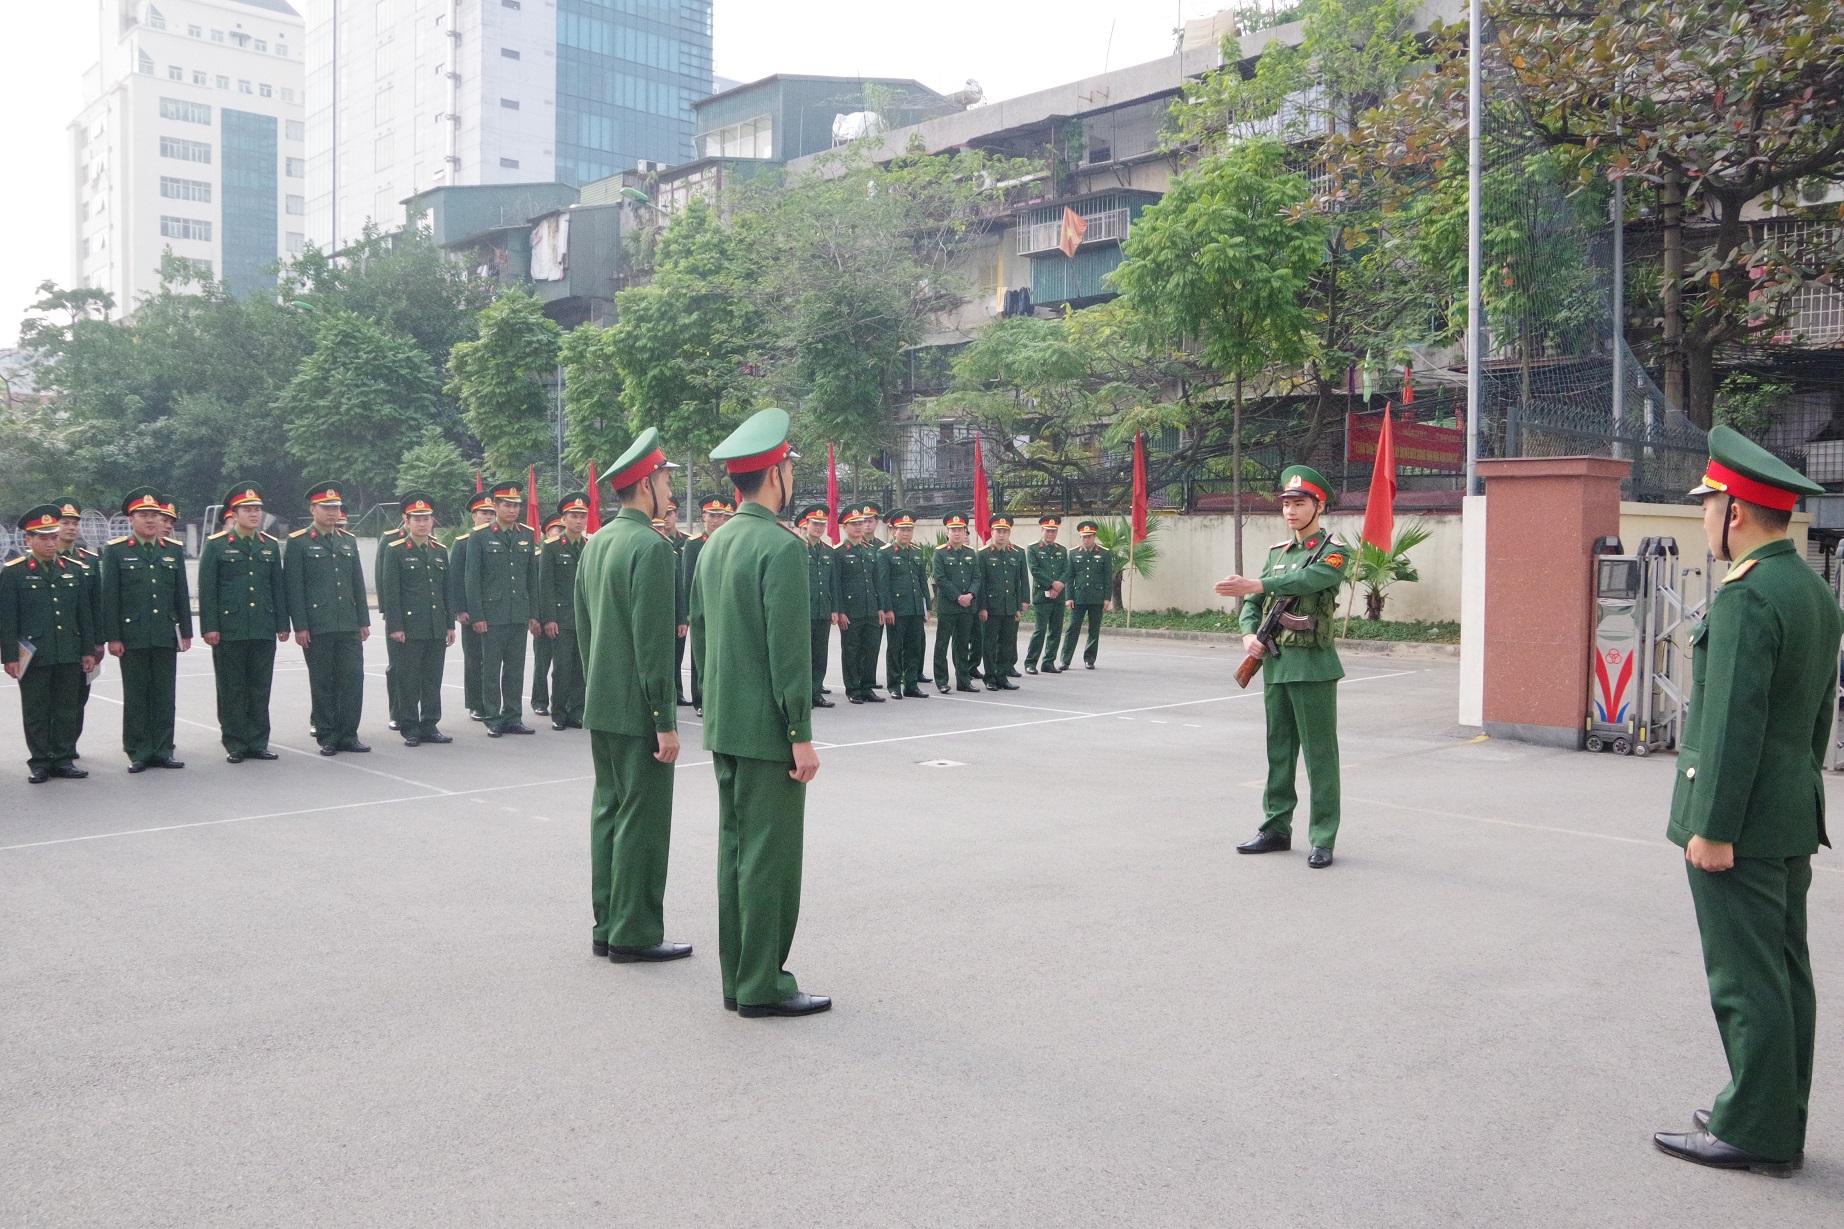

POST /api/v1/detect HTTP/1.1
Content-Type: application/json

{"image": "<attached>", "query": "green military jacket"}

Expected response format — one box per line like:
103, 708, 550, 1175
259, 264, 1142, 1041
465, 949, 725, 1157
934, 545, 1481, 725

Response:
690, 501, 813, 759
464, 520, 538, 625
1, 553, 96, 666
1669, 538, 1842, 858
932, 544, 982, 615
882, 542, 930, 617
62, 544, 104, 643
806, 538, 837, 619
1065, 545, 1112, 605
1026, 541, 1069, 604
539, 535, 585, 630
198, 528, 287, 641
377, 535, 453, 640
1237, 527, 1354, 684
979, 545, 1029, 614
447, 530, 475, 620
101, 535, 194, 648
575, 507, 678, 738
834, 539, 884, 619
668, 529, 692, 624
284, 526, 369, 634
679, 534, 708, 627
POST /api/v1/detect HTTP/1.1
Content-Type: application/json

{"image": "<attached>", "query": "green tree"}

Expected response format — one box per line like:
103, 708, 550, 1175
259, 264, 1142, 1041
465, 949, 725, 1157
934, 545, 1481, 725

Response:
277, 309, 441, 506
558, 323, 632, 474
445, 291, 562, 479
1342, 520, 1431, 631
395, 425, 478, 516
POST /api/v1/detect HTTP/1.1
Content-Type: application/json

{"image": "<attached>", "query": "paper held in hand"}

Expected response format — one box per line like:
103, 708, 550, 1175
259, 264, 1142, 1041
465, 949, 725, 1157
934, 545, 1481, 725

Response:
14, 638, 35, 677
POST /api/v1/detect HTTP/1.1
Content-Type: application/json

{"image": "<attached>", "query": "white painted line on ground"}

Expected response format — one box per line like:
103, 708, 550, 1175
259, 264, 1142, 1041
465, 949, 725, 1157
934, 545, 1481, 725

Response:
931, 694, 1097, 716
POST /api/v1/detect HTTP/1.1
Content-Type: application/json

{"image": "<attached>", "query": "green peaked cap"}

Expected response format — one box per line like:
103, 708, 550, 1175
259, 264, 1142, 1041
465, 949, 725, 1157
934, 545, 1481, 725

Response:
605, 427, 678, 487
1278, 464, 1334, 505
1689, 425, 1823, 503
710, 407, 798, 467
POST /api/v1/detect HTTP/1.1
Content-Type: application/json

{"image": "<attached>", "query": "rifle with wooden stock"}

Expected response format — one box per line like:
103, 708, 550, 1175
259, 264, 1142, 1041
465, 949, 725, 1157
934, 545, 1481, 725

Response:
1233, 532, 1337, 688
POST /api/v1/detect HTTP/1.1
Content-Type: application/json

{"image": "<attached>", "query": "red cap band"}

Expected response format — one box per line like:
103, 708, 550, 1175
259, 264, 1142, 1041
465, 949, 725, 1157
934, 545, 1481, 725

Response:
1701, 460, 1799, 512
1282, 474, 1328, 504
403, 499, 435, 516
607, 448, 666, 490
22, 513, 61, 533
723, 442, 791, 474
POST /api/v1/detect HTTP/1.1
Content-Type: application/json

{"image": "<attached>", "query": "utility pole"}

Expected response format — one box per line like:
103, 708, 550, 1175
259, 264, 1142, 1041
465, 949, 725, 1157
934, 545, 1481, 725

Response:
1465, 0, 1484, 494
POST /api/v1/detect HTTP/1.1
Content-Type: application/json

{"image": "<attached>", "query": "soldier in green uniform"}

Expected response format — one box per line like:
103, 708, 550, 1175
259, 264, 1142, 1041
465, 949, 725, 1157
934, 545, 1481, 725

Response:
682, 495, 734, 712
1651, 428, 1840, 1178
285, 481, 372, 756
1219, 466, 1353, 869
2, 505, 99, 782
1024, 516, 1069, 674
377, 490, 455, 747
100, 487, 193, 771
932, 512, 982, 693
659, 499, 693, 706
1058, 520, 1112, 671
53, 498, 103, 743
692, 407, 829, 1017
530, 517, 564, 717
539, 494, 590, 730
834, 506, 886, 704
794, 505, 837, 709
197, 482, 288, 763
578, 430, 691, 965
450, 493, 495, 722
882, 510, 930, 699
375, 513, 408, 730
979, 513, 1028, 690
856, 501, 890, 690
465, 479, 540, 737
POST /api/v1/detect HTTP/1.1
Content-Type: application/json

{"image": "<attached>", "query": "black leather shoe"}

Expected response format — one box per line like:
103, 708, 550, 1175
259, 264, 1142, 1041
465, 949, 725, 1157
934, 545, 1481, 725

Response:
153, 757, 185, 769
421, 733, 451, 745
608, 941, 693, 963
319, 744, 338, 755
917, 675, 932, 684
592, 940, 610, 958
338, 741, 370, 754
1308, 847, 1334, 869
738, 992, 832, 1018
862, 692, 884, 703
1690, 1110, 1804, 1168
532, 704, 549, 716
997, 680, 1020, 690
51, 765, 88, 780
226, 753, 246, 764
1237, 831, 1292, 854
822, 686, 833, 694
888, 689, 903, 700
1653, 1129, 1793, 1177
849, 695, 865, 705
903, 687, 928, 698
250, 750, 279, 760
501, 724, 535, 736
28, 769, 49, 784
937, 682, 951, 694
403, 737, 422, 747
724, 997, 737, 1012
469, 711, 485, 722
814, 696, 835, 708
1043, 663, 1062, 673
1024, 664, 1038, 675
1085, 662, 1095, 670
128, 760, 149, 772
551, 720, 567, 731
986, 682, 1003, 691
486, 728, 503, 738
956, 683, 979, 693
387, 719, 400, 731
676, 695, 692, 707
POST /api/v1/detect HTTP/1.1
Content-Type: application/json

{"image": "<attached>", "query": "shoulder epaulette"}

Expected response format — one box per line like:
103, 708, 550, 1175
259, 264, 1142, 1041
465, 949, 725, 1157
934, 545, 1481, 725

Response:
3, 555, 24, 567
289, 528, 309, 538
1269, 539, 1290, 549
208, 530, 228, 540
339, 528, 356, 537
453, 531, 470, 541
1723, 558, 1759, 583
260, 532, 279, 543
108, 535, 131, 545
520, 523, 537, 533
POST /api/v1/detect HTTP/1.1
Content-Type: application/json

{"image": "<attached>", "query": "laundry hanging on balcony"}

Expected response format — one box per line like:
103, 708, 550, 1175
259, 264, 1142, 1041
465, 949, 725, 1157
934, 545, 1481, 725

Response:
529, 213, 570, 281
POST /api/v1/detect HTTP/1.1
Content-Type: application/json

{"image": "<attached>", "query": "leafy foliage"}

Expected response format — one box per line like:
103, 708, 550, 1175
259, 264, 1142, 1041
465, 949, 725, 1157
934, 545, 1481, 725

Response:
395, 425, 479, 516
1342, 519, 1431, 630
445, 291, 561, 480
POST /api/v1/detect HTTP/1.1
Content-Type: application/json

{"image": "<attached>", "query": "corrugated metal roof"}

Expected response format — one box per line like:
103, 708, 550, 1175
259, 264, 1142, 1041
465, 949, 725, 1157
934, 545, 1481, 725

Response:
231, 0, 302, 16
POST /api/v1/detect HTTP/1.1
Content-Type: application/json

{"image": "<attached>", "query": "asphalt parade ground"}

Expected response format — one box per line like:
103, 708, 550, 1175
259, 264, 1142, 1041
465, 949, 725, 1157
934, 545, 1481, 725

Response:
2, 633, 1841, 1227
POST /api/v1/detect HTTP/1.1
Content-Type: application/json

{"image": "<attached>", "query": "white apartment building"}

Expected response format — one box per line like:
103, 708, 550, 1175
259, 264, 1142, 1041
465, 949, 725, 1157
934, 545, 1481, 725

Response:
71, 0, 308, 311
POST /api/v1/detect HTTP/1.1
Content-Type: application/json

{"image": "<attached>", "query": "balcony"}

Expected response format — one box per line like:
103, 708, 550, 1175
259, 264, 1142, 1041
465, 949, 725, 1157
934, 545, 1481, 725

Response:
1016, 207, 1130, 256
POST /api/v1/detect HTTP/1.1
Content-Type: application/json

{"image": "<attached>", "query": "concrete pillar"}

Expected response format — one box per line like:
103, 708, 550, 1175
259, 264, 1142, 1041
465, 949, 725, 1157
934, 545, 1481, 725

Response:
1457, 494, 1487, 726
1477, 456, 1631, 747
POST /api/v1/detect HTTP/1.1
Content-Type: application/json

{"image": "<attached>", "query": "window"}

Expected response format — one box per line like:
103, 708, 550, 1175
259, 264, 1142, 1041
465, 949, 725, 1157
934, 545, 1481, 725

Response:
260, 84, 272, 98
229, 31, 250, 48
697, 115, 772, 160
169, 65, 183, 81
255, 40, 267, 53
216, 75, 230, 89
276, 43, 289, 58
193, 70, 206, 86
281, 88, 295, 103
160, 136, 212, 163
160, 176, 212, 201
503, 0, 521, 7
287, 232, 306, 255
160, 215, 212, 241
239, 81, 253, 94
501, 48, 520, 59
501, 98, 520, 110
211, 30, 224, 42
500, 157, 520, 168
285, 157, 305, 177
138, 50, 155, 75
188, 24, 200, 38
285, 195, 305, 215
160, 97, 212, 124
286, 120, 304, 141
174, 258, 213, 280
147, 6, 166, 31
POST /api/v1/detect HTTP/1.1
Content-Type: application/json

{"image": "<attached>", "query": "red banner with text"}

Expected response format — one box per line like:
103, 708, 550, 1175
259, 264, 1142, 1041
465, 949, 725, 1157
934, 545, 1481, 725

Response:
1347, 414, 1465, 472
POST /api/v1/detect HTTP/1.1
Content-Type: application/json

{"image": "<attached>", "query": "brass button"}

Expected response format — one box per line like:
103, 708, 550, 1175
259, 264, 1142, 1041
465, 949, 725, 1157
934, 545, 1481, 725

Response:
1686, 767, 1696, 779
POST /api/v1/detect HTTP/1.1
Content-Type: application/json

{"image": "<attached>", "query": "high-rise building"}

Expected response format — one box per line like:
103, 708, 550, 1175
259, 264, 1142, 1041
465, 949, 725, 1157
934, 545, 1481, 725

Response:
71, 0, 308, 310
304, 0, 712, 252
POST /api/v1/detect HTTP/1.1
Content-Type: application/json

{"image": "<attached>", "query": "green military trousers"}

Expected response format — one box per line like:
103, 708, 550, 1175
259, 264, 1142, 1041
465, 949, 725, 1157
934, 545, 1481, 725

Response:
809, 618, 832, 702
983, 614, 1020, 680
1060, 603, 1104, 668
590, 729, 676, 949
840, 620, 880, 699
387, 637, 446, 739
530, 627, 554, 710
888, 615, 926, 691
119, 646, 178, 764
548, 629, 584, 725
212, 637, 276, 755
479, 624, 528, 732
674, 631, 688, 701
461, 625, 485, 716
934, 610, 979, 687
714, 752, 805, 1007
1687, 855, 1815, 1163
1260, 679, 1341, 849
20, 660, 83, 774
303, 631, 364, 748
1025, 600, 1064, 669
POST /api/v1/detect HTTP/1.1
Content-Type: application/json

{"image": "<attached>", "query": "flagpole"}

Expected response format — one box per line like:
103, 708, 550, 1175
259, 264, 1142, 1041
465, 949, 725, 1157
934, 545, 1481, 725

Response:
1127, 533, 1135, 629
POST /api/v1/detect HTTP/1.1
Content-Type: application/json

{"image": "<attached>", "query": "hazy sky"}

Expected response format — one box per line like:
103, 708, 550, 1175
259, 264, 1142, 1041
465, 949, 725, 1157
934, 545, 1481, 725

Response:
0, 2, 1226, 347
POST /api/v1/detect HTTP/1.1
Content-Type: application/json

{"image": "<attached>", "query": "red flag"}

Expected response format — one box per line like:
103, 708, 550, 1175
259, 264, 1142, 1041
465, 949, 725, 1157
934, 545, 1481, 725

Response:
474, 469, 482, 492
1058, 207, 1089, 258
1131, 432, 1149, 544
825, 443, 840, 545
585, 460, 601, 533
1361, 403, 1397, 551
972, 433, 990, 542
526, 465, 540, 543
1402, 367, 1415, 404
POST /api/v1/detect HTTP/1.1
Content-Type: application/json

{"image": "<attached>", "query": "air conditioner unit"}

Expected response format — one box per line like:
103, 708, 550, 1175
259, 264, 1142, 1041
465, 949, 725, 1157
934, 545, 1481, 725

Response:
636, 159, 665, 173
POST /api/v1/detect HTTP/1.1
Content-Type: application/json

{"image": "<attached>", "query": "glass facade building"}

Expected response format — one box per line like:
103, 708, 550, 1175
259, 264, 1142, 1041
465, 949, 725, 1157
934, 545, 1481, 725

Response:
221, 108, 279, 298
555, 0, 712, 186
